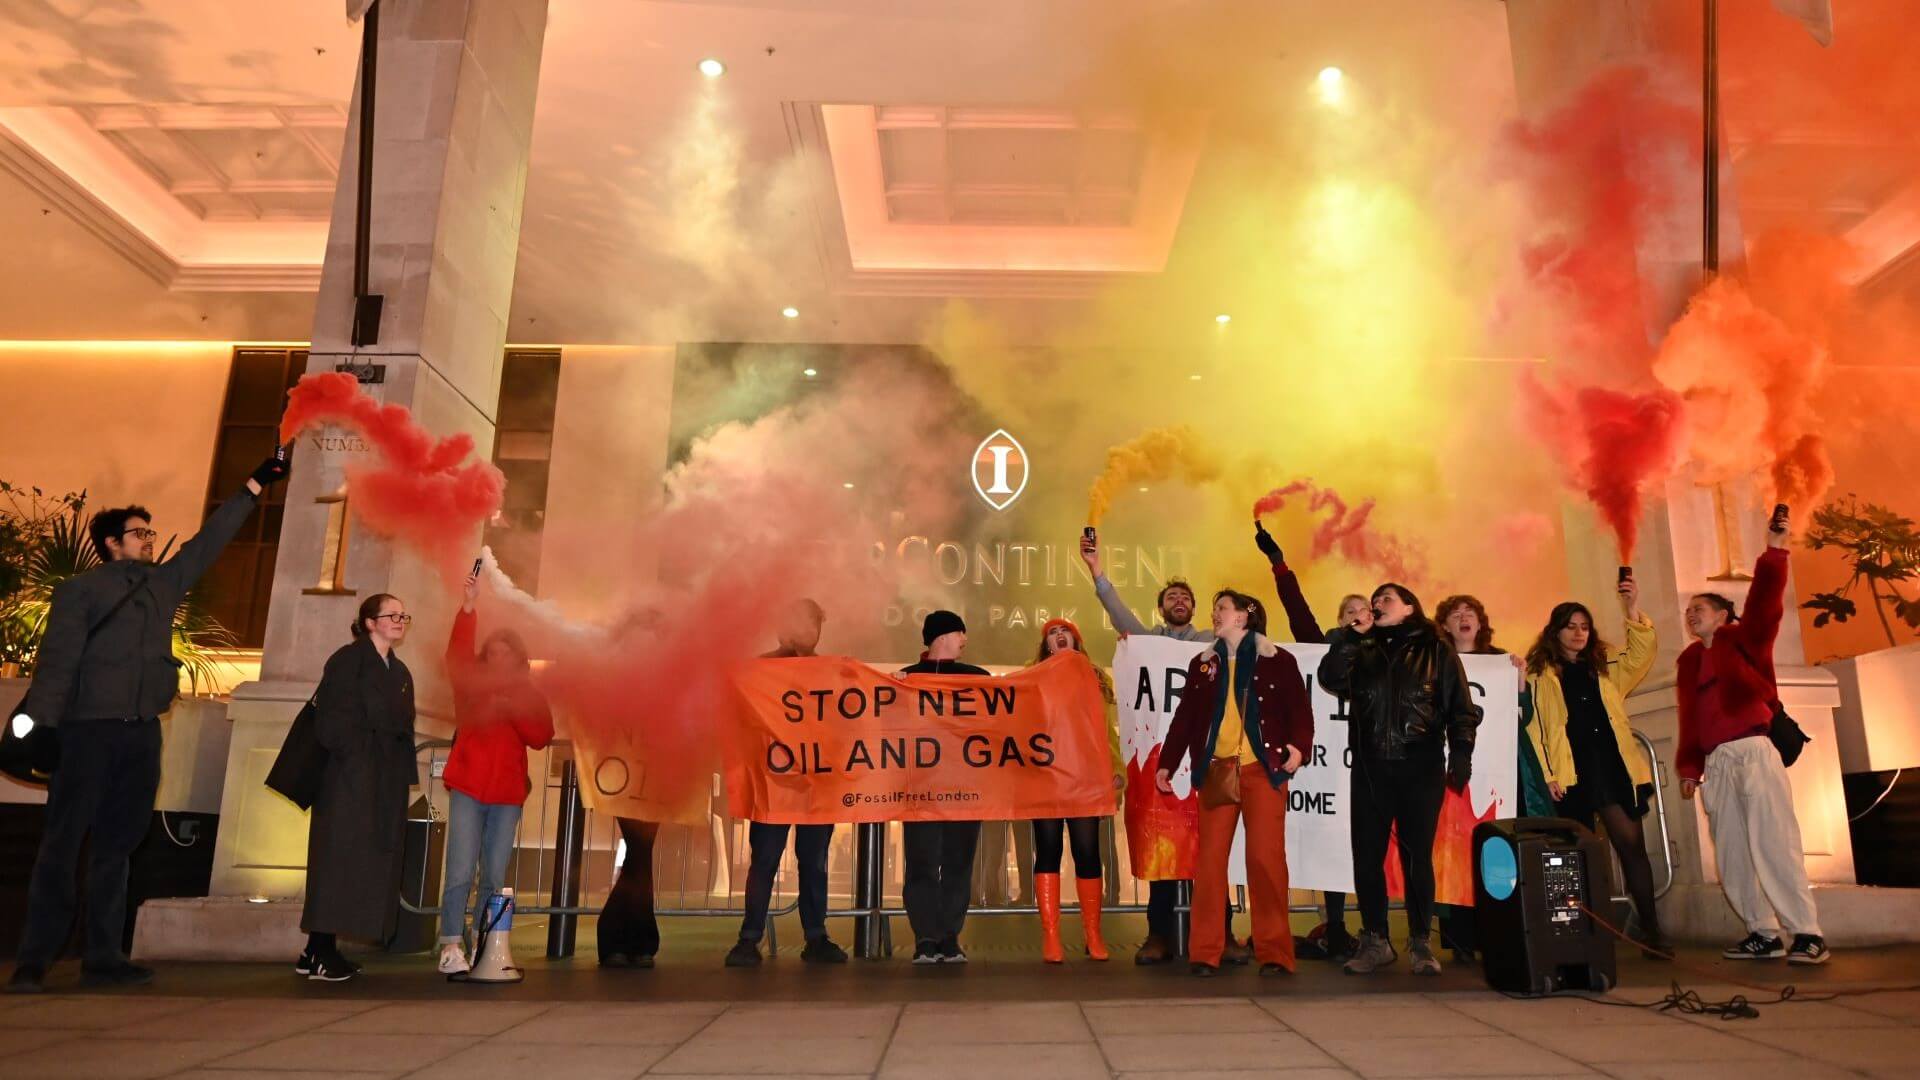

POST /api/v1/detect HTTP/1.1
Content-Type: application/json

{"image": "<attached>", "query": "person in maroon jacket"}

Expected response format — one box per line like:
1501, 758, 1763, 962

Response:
1678, 518, 1827, 965
1153, 589, 1314, 977
436, 567, 554, 976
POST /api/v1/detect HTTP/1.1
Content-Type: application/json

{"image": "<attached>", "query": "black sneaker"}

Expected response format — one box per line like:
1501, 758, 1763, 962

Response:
1259, 962, 1289, 976
1189, 962, 1217, 977
307, 951, 358, 983
1788, 934, 1830, 966
5, 964, 45, 994
725, 939, 762, 967
80, 962, 154, 987
1722, 932, 1787, 960
938, 936, 967, 964
912, 940, 942, 965
293, 951, 317, 977
801, 937, 848, 964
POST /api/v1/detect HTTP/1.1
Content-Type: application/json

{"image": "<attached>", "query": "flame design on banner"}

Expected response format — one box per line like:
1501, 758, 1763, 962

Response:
1124, 748, 1198, 881
1384, 785, 1500, 907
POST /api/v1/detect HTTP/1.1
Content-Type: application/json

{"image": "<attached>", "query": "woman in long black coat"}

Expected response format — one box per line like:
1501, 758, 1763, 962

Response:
298, 593, 418, 982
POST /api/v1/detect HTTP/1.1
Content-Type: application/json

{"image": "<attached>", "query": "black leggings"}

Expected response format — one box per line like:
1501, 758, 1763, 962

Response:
1569, 799, 1661, 937
1352, 753, 1446, 939
1031, 817, 1102, 879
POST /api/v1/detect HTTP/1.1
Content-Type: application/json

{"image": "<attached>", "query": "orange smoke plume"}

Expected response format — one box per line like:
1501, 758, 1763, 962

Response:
279, 372, 505, 579
1086, 426, 1222, 526
1252, 480, 1429, 586
1652, 230, 1850, 518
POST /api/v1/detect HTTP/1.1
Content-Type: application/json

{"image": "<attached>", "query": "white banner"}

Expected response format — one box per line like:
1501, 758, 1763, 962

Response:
1114, 634, 1519, 903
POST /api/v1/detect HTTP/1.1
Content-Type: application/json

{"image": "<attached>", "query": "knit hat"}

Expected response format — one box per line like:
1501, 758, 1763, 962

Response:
1039, 617, 1084, 651
921, 609, 967, 646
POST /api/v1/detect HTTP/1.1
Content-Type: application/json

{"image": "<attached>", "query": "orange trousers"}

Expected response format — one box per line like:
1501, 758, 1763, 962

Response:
1189, 761, 1295, 971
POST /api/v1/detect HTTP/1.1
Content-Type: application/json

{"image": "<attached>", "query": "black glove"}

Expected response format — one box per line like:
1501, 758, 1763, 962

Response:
1254, 521, 1283, 564
1446, 751, 1471, 793
249, 447, 291, 488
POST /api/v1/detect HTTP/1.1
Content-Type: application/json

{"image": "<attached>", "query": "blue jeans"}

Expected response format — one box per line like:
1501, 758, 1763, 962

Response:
439, 790, 522, 944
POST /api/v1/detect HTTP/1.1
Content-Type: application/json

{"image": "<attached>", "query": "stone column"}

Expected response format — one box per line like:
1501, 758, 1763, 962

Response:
199, 0, 549, 919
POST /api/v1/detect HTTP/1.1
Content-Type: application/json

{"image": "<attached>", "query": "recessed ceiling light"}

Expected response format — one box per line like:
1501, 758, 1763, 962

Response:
1138, 486, 1150, 493
802, 367, 818, 377
1189, 374, 1203, 381
843, 482, 856, 489
781, 306, 799, 319
1316, 66, 1346, 105
1215, 313, 1232, 325
698, 58, 725, 78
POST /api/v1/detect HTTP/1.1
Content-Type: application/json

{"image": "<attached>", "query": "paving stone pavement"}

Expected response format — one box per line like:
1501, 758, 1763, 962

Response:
3, 985, 1917, 1079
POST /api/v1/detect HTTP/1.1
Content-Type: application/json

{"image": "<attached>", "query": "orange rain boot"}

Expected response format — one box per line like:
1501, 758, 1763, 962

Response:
1035, 873, 1065, 964
1076, 877, 1110, 961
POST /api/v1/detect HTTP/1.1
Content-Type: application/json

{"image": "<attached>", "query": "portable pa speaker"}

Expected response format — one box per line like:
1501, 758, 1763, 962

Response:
1473, 817, 1616, 995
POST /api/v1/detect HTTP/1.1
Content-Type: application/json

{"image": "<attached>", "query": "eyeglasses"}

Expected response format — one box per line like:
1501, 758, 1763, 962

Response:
373, 613, 414, 625
120, 528, 157, 541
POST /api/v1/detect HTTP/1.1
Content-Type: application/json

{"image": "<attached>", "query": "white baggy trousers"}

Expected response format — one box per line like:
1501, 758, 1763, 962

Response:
1701, 735, 1822, 938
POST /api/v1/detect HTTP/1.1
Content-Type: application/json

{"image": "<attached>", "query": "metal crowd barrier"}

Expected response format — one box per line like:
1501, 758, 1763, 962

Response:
405, 728, 1679, 958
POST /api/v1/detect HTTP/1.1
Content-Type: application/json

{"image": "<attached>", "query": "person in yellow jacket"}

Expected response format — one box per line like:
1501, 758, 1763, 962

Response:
1028, 618, 1125, 963
1522, 570, 1667, 956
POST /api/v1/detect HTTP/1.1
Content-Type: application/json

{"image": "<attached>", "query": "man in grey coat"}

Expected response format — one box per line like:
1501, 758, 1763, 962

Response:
6, 451, 288, 993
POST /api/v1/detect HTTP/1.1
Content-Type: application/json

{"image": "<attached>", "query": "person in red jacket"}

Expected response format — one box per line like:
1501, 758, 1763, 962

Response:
1154, 589, 1314, 977
436, 567, 554, 976
1678, 517, 1826, 965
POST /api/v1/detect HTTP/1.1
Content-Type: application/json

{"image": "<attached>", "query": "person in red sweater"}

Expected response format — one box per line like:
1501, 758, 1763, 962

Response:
1154, 589, 1314, 978
436, 568, 554, 976
1677, 519, 1826, 965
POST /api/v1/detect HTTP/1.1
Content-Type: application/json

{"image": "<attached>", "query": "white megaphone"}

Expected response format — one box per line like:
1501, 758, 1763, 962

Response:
461, 888, 523, 984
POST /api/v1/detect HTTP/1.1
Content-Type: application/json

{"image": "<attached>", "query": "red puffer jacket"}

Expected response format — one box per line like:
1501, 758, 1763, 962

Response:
441, 610, 553, 805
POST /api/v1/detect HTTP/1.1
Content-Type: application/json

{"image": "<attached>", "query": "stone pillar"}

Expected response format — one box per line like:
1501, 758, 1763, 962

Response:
204, 0, 548, 910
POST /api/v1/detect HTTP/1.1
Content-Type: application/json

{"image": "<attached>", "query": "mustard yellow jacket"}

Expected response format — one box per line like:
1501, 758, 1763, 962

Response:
1525, 614, 1656, 791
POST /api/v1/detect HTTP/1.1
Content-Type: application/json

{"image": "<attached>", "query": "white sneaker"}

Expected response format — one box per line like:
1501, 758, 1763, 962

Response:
438, 943, 471, 976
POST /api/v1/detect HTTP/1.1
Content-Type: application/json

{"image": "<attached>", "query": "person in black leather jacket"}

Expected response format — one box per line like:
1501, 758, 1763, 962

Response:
1317, 583, 1479, 977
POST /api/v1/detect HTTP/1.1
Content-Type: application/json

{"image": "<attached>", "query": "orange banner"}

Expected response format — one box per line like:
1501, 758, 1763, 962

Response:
725, 652, 1118, 824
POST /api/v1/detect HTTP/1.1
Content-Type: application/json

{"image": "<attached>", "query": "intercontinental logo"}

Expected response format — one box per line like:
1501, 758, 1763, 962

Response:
971, 429, 1028, 512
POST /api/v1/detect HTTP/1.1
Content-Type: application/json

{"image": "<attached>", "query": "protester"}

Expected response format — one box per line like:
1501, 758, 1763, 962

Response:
1028, 618, 1125, 963
1155, 590, 1313, 977
1301, 592, 1374, 963
1253, 522, 1359, 964
1430, 594, 1536, 963
296, 593, 419, 983
1318, 583, 1479, 976
5, 452, 288, 994
899, 610, 990, 964
1523, 573, 1665, 956
728, 599, 847, 967
600, 818, 662, 968
1081, 531, 1246, 966
436, 568, 554, 976
1679, 521, 1827, 965
599, 610, 665, 969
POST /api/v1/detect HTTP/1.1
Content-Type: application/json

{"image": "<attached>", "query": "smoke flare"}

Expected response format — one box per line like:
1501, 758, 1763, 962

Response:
279, 372, 506, 579
1518, 375, 1683, 560
1086, 426, 1223, 526
1252, 480, 1430, 585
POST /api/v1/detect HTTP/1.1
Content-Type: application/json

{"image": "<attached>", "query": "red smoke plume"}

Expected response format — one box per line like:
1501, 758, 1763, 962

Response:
1252, 480, 1429, 585
467, 363, 977, 820
1518, 375, 1683, 560
1502, 64, 1696, 376
280, 372, 506, 580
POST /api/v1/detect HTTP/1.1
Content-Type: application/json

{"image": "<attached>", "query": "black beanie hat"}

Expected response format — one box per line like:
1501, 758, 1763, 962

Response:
921, 610, 966, 646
